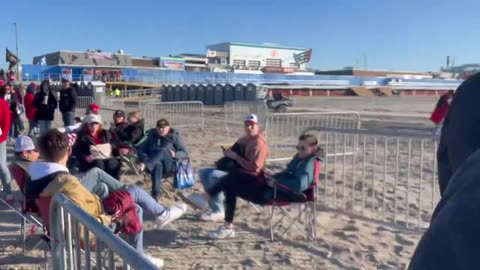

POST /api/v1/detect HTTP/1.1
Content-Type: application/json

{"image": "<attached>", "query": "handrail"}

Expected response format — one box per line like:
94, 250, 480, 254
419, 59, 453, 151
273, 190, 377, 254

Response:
50, 193, 157, 270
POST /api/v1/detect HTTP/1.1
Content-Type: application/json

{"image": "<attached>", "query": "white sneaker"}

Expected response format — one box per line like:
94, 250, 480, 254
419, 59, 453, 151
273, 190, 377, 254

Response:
155, 203, 187, 228
207, 225, 235, 240
145, 254, 164, 268
200, 211, 225, 222
178, 192, 209, 211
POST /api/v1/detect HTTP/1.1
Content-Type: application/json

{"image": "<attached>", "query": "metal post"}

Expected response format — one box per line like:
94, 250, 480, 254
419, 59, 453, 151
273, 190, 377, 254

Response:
14, 22, 20, 80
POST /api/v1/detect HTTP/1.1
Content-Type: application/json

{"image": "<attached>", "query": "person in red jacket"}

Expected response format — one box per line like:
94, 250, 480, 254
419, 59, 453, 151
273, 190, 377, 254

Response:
0, 88, 12, 202
430, 90, 454, 136
24, 83, 37, 136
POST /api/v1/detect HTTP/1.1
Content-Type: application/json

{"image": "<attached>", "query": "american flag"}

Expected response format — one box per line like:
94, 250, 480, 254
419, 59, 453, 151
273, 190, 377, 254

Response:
294, 49, 312, 65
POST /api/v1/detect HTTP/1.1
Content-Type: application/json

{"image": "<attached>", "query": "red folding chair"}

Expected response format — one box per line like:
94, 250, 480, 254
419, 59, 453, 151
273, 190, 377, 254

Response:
265, 157, 321, 241
8, 163, 45, 254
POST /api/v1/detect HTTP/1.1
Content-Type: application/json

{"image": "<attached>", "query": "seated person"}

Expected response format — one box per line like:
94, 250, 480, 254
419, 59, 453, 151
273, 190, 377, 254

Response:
110, 110, 128, 144
111, 111, 144, 156
182, 134, 321, 240
9, 135, 40, 207
136, 119, 188, 200
72, 114, 121, 179
181, 114, 268, 222
27, 129, 164, 267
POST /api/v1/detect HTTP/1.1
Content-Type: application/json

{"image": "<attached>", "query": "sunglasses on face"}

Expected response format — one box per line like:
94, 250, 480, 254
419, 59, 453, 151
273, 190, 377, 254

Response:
296, 145, 307, 151
89, 122, 100, 126
27, 149, 39, 153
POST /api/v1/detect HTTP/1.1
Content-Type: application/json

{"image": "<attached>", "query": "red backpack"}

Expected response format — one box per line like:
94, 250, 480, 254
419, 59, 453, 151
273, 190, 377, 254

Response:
102, 190, 142, 235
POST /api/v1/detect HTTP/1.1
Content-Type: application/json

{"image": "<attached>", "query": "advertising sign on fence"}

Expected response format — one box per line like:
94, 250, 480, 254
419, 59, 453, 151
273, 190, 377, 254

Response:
83, 68, 93, 81
61, 68, 72, 81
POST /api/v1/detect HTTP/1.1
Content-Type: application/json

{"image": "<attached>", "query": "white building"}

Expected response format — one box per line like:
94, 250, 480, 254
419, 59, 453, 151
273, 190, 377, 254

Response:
206, 42, 310, 71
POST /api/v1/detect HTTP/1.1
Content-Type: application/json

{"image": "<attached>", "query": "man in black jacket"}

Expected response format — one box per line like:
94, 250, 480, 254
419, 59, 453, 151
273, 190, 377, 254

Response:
59, 78, 77, 127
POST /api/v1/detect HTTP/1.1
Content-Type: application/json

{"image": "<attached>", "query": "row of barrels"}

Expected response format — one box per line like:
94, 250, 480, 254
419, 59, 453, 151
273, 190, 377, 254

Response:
161, 83, 264, 105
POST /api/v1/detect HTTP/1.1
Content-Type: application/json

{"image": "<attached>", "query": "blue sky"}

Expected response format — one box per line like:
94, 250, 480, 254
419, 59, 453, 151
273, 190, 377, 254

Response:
1, 0, 477, 71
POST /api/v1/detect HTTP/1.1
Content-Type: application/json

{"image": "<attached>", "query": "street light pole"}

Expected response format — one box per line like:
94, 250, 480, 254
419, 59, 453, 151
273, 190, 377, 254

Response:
13, 22, 20, 80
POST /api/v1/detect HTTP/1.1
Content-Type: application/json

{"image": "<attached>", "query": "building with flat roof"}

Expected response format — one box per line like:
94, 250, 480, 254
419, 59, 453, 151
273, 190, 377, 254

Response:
315, 68, 433, 79
206, 42, 311, 72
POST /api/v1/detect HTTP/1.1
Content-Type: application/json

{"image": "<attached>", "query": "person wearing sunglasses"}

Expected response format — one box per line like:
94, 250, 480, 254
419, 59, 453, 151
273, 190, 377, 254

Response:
182, 134, 321, 240
180, 114, 268, 223
73, 114, 122, 180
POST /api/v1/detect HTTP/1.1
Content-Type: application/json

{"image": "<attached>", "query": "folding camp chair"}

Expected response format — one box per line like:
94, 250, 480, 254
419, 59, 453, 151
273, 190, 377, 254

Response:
266, 157, 321, 241
118, 129, 151, 177
8, 162, 46, 255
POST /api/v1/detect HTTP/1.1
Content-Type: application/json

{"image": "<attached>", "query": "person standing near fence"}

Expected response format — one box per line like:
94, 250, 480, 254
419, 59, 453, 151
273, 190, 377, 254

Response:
430, 90, 454, 136
3, 82, 21, 142
24, 83, 37, 136
0, 93, 12, 203
33, 80, 57, 136
59, 78, 77, 127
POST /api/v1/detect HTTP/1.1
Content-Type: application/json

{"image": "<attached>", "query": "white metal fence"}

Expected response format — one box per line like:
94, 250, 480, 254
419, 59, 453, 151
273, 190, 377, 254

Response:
99, 96, 125, 110
224, 100, 269, 134
98, 107, 118, 129
310, 127, 439, 229
143, 101, 204, 130
265, 112, 361, 162
50, 193, 157, 270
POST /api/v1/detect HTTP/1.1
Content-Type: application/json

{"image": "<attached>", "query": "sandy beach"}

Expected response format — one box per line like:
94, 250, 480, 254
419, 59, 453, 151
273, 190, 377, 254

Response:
0, 96, 440, 269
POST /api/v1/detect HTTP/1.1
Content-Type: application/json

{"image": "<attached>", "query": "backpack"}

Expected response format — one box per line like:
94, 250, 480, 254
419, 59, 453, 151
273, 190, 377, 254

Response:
102, 190, 141, 235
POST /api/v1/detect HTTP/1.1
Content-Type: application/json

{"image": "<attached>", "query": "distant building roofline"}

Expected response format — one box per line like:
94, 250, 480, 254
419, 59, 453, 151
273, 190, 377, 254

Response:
209, 42, 307, 51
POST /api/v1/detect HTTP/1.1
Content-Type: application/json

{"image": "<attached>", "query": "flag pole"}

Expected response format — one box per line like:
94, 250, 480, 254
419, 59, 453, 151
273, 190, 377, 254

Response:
14, 22, 20, 80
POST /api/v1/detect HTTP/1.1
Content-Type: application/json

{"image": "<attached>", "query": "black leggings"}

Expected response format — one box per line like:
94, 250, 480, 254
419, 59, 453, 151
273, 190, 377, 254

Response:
208, 172, 267, 223
81, 158, 122, 180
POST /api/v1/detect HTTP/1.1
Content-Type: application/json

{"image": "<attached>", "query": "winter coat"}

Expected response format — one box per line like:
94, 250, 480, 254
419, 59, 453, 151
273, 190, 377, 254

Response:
117, 120, 145, 145
137, 128, 188, 160
73, 126, 112, 163
0, 98, 11, 143
33, 90, 57, 121
24, 85, 36, 120
409, 149, 480, 270
59, 87, 78, 113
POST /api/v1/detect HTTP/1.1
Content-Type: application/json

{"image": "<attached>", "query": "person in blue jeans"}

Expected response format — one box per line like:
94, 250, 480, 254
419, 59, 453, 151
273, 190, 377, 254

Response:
197, 168, 228, 221
0, 90, 12, 203
77, 167, 186, 228
136, 119, 188, 200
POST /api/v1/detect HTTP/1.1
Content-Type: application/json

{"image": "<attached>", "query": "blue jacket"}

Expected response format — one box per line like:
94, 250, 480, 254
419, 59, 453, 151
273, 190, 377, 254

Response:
137, 128, 188, 160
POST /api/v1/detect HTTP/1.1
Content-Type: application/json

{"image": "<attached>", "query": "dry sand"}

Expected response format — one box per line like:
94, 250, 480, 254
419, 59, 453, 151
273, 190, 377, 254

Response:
0, 96, 441, 269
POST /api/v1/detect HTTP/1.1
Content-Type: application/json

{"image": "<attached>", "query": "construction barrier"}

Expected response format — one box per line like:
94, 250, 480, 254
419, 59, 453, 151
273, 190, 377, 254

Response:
310, 127, 439, 229
265, 112, 361, 162
143, 101, 204, 130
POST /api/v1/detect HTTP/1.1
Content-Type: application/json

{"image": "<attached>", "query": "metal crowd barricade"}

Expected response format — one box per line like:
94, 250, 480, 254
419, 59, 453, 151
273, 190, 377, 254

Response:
50, 193, 157, 270
309, 127, 439, 230
98, 107, 117, 129
265, 112, 361, 162
143, 101, 204, 130
99, 96, 125, 110
224, 100, 269, 134
54, 96, 95, 127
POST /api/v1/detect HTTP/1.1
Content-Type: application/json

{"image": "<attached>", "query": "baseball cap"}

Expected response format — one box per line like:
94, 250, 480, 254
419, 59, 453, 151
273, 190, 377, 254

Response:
156, 119, 170, 128
114, 110, 125, 118
244, 114, 258, 124
14, 135, 37, 152
88, 103, 100, 114
84, 114, 102, 125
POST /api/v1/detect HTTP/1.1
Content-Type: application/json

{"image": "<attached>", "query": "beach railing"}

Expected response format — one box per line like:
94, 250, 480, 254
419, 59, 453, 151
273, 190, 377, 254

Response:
143, 101, 204, 130
265, 112, 361, 162
308, 127, 439, 230
50, 193, 157, 270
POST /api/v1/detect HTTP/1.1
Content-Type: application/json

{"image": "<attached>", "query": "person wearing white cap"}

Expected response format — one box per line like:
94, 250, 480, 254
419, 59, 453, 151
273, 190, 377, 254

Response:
10, 136, 40, 206
179, 114, 269, 231
72, 114, 122, 180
